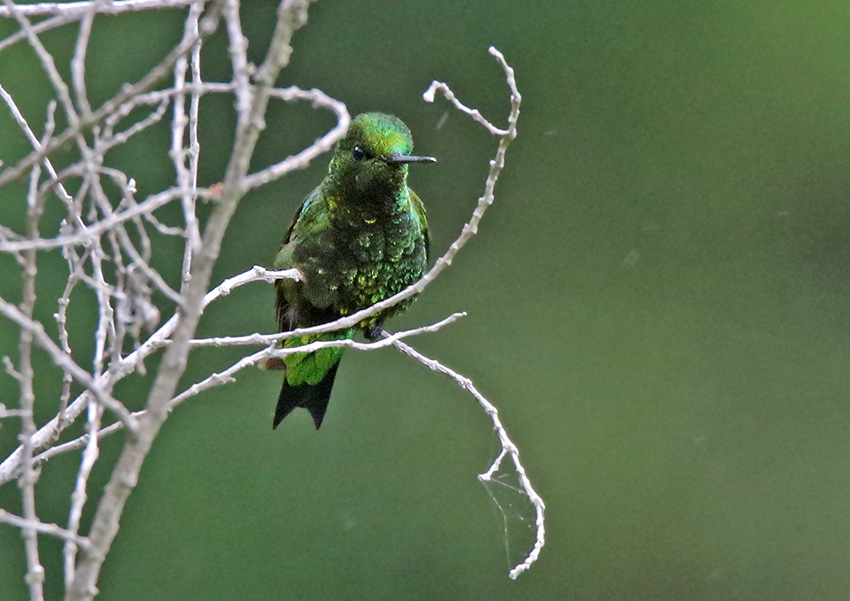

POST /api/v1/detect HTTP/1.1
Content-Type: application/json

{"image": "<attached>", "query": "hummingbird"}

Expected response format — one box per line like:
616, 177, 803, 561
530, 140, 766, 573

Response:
271, 112, 435, 429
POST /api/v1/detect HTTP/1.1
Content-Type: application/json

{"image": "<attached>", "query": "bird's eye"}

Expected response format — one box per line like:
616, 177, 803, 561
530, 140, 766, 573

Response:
352, 146, 368, 161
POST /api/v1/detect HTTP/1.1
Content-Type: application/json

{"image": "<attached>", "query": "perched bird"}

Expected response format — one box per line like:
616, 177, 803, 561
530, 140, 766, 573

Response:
271, 113, 435, 429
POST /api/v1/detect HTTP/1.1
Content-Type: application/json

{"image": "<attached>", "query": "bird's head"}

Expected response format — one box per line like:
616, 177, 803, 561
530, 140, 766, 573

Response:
329, 113, 435, 192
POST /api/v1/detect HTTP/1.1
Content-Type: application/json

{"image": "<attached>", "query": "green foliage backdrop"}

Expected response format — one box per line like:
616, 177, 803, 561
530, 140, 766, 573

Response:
1, 1, 850, 599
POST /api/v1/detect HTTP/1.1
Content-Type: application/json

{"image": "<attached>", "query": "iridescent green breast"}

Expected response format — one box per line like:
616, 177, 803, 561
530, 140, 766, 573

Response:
335, 209, 427, 324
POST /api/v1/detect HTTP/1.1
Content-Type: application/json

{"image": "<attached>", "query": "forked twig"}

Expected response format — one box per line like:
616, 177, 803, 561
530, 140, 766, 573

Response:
398, 48, 544, 579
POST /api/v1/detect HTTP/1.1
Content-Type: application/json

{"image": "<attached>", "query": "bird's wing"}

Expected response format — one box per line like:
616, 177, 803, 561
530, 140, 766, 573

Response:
274, 187, 337, 330
274, 187, 323, 330
280, 185, 323, 247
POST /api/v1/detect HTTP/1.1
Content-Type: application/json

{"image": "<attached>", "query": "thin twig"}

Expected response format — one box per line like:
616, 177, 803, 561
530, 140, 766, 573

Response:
391, 339, 545, 579
190, 311, 465, 348
242, 86, 349, 189
0, 509, 91, 549
185, 27, 203, 279
0, 0, 193, 18
63, 402, 103, 588
223, 0, 251, 124
0, 188, 188, 252
0, 84, 73, 205
18, 143, 45, 601
70, 0, 105, 119
170, 1, 203, 288
0, 14, 82, 54
412, 46, 541, 580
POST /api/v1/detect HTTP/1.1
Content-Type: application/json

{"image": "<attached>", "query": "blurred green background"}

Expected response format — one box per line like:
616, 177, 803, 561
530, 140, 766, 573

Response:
2, 0, 850, 599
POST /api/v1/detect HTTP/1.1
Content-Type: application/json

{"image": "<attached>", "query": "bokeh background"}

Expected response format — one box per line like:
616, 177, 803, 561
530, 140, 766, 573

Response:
2, 0, 850, 599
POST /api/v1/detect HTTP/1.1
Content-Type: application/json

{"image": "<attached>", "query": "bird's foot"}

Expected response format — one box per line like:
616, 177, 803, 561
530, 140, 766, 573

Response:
259, 357, 286, 371
363, 323, 386, 342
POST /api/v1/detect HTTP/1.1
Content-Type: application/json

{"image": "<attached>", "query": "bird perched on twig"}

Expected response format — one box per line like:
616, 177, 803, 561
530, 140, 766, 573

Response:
270, 113, 435, 429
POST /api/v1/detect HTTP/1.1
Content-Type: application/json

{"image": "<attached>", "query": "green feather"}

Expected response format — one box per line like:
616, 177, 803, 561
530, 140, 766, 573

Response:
283, 331, 352, 387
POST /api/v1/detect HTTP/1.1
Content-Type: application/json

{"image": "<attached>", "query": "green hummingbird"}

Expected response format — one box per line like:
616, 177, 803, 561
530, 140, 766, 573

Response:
271, 112, 435, 429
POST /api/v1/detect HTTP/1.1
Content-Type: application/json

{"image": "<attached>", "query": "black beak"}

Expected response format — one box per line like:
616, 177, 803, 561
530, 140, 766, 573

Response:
384, 153, 437, 165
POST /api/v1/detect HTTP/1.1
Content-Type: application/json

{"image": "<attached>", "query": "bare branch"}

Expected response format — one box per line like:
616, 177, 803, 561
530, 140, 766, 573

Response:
169, 2, 203, 287
64, 402, 103, 588
391, 338, 545, 579
408, 47, 542, 580
189, 311, 465, 349
0, 0, 193, 18
99, 98, 171, 152
223, 0, 251, 124
0, 84, 73, 205
242, 87, 350, 189
0, 187, 199, 252
0, 15, 80, 54
0, 509, 91, 549
70, 0, 103, 119
19, 143, 46, 601
184, 30, 203, 279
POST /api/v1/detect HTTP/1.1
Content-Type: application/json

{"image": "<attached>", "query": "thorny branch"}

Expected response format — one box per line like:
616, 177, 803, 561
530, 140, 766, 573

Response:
0, 0, 543, 596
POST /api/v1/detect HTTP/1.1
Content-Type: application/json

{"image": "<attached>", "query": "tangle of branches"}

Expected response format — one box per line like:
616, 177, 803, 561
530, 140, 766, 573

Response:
0, 1, 545, 599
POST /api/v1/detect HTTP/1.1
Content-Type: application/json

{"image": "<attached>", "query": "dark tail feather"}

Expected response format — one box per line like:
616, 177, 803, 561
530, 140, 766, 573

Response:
273, 362, 341, 430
